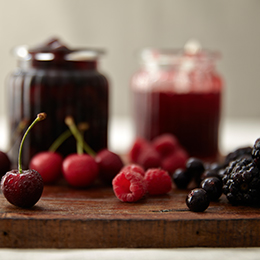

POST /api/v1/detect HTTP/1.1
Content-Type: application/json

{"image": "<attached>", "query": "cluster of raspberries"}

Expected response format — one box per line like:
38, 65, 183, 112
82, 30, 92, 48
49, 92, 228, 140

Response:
112, 134, 188, 202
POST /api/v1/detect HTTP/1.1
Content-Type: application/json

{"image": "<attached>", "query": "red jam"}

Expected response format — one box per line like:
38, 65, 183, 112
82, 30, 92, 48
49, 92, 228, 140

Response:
131, 43, 223, 160
7, 38, 109, 167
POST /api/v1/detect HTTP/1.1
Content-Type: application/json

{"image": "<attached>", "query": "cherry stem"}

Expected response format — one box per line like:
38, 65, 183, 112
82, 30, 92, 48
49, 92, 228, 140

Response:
48, 123, 89, 152
48, 129, 72, 152
65, 116, 96, 156
18, 113, 47, 173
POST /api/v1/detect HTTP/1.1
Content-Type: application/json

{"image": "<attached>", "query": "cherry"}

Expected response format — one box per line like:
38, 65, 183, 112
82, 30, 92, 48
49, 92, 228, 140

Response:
29, 151, 63, 184
62, 153, 98, 187
0, 151, 11, 177
1, 113, 46, 208
29, 129, 72, 184
61, 116, 98, 188
95, 149, 124, 185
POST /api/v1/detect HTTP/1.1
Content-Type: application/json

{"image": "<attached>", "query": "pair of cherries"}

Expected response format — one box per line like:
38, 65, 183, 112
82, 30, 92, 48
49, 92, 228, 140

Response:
29, 116, 124, 187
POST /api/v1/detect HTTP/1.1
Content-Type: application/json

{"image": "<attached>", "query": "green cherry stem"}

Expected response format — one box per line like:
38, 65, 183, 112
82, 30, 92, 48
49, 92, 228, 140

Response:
65, 116, 96, 156
48, 123, 88, 152
18, 113, 47, 173
48, 129, 72, 152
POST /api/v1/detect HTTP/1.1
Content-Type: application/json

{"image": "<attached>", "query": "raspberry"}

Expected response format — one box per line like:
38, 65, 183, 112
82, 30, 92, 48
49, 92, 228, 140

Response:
152, 134, 179, 157
161, 149, 188, 175
128, 137, 149, 163
112, 168, 146, 202
144, 168, 172, 195
121, 164, 145, 176
137, 146, 161, 170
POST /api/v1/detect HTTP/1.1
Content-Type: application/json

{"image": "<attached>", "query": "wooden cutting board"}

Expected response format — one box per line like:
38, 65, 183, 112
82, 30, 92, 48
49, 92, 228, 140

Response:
1, 183, 260, 248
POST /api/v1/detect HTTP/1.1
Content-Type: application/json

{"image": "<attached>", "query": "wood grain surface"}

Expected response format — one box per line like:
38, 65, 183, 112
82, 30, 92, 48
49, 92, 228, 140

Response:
1, 183, 260, 248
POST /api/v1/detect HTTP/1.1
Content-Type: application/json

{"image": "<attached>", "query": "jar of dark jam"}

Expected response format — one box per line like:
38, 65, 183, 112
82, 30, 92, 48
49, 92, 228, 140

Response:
7, 38, 109, 167
131, 41, 223, 160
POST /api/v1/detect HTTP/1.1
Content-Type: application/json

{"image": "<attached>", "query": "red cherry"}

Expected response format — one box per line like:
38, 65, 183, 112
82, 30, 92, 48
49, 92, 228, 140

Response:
1, 169, 43, 208
29, 151, 63, 184
0, 151, 11, 177
1, 113, 46, 208
95, 149, 124, 184
62, 154, 99, 188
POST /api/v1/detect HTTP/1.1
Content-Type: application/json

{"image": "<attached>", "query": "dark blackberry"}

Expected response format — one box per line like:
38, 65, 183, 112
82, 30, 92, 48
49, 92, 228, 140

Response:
222, 158, 260, 205
252, 138, 260, 167
224, 146, 252, 167
186, 188, 210, 212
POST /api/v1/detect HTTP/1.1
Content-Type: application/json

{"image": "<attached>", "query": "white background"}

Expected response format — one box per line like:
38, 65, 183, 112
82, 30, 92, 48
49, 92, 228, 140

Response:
0, 0, 260, 120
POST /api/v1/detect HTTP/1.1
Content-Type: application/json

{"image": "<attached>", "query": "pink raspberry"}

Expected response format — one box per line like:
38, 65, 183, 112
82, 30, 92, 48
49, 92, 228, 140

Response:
112, 168, 146, 202
128, 137, 149, 163
137, 146, 161, 170
144, 168, 172, 195
152, 134, 179, 157
161, 149, 189, 176
121, 164, 145, 176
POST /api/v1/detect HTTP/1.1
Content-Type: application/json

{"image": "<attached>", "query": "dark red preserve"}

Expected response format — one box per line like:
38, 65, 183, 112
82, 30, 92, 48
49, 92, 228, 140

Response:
7, 38, 109, 167
131, 41, 223, 160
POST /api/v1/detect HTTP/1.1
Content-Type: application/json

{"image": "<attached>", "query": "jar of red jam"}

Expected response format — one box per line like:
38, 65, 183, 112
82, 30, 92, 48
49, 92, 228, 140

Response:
7, 38, 109, 167
131, 41, 223, 160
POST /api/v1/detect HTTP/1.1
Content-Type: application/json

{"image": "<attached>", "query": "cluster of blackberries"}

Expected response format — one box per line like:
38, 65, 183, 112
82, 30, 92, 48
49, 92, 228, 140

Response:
173, 138, 260, 212
222, 138, 260, 205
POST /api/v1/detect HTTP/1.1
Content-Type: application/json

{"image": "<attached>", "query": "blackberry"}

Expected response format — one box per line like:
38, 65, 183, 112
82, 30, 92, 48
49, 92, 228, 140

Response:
252, 138, 260, 166
222, 158, 260, 205
224, 146, 252, 167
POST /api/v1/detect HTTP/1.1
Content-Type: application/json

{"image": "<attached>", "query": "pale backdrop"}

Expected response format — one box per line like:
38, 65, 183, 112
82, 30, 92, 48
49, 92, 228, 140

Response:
0, 0, 259, 120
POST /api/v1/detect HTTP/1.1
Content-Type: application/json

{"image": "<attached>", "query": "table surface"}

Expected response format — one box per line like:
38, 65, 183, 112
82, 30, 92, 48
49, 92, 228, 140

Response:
1, 116, 260, 259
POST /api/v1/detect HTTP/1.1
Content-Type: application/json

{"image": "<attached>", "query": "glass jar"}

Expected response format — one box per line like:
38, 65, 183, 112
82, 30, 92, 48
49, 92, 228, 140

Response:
7, 38, 109, 167
131, 41, 223, 160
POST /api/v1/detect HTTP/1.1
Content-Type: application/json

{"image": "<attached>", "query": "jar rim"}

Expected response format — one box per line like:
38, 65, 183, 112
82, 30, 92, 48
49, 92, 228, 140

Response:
12, 45, 105, 61
139, 47, 221, 67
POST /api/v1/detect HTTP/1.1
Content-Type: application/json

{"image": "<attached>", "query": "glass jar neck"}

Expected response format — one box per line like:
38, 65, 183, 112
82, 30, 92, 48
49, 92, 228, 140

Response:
18, 59, 98, 70
141, 57, 216, 73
